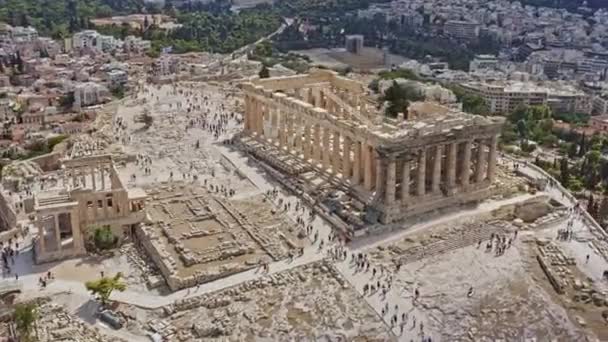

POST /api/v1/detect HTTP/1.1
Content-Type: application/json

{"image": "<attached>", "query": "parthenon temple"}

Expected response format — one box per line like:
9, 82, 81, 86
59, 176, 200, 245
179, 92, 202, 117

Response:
241, 69, 505, 225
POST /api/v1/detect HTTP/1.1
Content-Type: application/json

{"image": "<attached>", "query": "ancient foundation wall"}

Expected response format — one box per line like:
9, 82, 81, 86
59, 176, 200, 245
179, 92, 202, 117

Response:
380, 182, 493, 224
0, 191, 16, 232
135, 225, 178, 287
33, 239, 85, 264
28, 152, 63, 172
135, 224, 256, 292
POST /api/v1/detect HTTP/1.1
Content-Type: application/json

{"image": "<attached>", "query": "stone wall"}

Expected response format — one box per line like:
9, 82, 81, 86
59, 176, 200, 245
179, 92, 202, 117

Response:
28, 151, 63, 171
0, 190, 15, 232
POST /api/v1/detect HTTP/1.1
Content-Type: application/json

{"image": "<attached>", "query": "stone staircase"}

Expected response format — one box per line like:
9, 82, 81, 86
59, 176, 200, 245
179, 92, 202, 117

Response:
396, 222, 511, 265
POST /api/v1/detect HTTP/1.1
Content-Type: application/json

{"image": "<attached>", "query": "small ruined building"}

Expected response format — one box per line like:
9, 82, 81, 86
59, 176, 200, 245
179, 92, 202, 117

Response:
241, 69, 504, 228
33, 155, 147, 263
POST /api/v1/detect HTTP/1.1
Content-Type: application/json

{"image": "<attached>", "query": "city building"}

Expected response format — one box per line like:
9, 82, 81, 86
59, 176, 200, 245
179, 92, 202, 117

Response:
72, 30, 122, 53
152, 56, 179, 76
443, 20, 480, 41
73, 82, 110, 109
124, 35, 151, 54
107, 70, 128, 89
469, 54, 499, 72
345, 35, 364, 54
460, 81, 591, 114
593, 94, 608, 115
72, 30, 101, 51
590, 115, 608, 133
9, 26, 38, 42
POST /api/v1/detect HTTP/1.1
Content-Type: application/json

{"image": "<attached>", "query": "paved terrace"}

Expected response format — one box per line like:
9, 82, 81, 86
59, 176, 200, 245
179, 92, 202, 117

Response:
10, 152, 608, 341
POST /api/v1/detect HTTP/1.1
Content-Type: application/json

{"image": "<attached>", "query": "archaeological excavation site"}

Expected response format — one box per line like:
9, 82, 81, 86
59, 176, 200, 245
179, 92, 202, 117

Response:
0, 67, 606, 342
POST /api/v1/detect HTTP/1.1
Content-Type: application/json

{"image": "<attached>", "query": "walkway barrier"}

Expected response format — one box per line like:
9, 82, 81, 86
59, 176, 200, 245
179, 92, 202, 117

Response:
501, 153, 608, 240
0, 280, 22, 295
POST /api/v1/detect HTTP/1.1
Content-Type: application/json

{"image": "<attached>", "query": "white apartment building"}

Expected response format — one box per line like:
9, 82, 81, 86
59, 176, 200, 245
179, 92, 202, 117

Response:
124, 36, 151, 54
577, 58, 608, 76
593, 95, 608, 115
73, 30, 122, 53
152, 56, 179, 76
469, 54, 499, 72
72, 30, 99, 50
10, 26, 38, 42
460, 81, 591, 115
444, 20, 480, 41
73, 82, 110, 109
107, 70, 128, 88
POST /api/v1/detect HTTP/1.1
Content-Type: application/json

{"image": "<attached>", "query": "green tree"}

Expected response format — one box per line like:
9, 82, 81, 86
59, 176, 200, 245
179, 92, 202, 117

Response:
569, 176, 583, 192
460, 94, 487, 115
14, 302, 38, 342
253, 40, 273, 58
582, 150, 602, 189
567, 142, 578, 158
588, 194, 595, 213
599, 196, 608, 225
368, 79, 379, 93
258, 65, 270, 78
111, 85, 125, 99
559, 158, 570, 187
579, 133, 587, 157
85, 272, 127, 306
378, 68, 420, 81
516, 119, 527, 141
93, 226, 117, 250
382, 81, 423, 118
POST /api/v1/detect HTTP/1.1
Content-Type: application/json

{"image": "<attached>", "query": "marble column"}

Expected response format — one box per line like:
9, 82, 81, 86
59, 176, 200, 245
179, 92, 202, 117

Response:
244, 96, 251, 133
37, 220, 45, 254
72, 171, 78, 188
91, 167, 96, 190
432, 145, 442, 193
100, 167, 106, 189
446, 143, 456, 193
54, 214, 62, 251
487, 135, 498, 182
475, 139, 486, 183
375, 158, 384, 195
278, 108, 286, 148
363, 144, 373, 191
80, 169, 86, 188
253, 98, 259, 135
385, 159, 396, 205
322, 127, 331, 170
351, 140, 361, 185
313, 88, 321, 107
70, 211, 83, 253
461, 141, 472, 188
313, 124, 321, 163
243, 96, 249, 132
303, 124, 311, 161
259, 102, 266, 137
245, 96, 251, 133
417, 149, 426, 196
332, 130, 341, 174
343, 136, 351, 179
251, 99, 258, 136
294, 116, 302, 154
286, 112, 295, 152
401, 159, 410, 202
